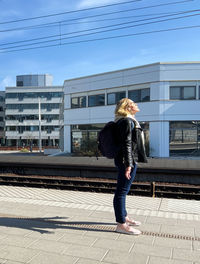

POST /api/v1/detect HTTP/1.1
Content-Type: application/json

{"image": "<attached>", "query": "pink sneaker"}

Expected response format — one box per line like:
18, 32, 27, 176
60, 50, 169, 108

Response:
125, 216, 141, 226
116, 223, 141, 235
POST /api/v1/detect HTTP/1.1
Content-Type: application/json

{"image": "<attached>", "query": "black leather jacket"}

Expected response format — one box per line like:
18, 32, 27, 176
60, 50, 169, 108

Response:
115, 117, 147, 168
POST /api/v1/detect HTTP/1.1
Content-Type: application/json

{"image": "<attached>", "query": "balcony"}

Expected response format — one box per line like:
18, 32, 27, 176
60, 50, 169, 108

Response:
6, 109, 60, 115
6, 130, 59, 139
6, 97, 62, 104
6, 120, 60, 125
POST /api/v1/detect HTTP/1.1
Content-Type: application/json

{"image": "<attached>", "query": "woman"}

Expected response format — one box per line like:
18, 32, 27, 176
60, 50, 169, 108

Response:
113, 98, 147, 235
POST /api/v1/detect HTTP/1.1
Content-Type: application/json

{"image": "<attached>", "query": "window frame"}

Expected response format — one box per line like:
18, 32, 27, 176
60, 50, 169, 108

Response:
128, 88, 150, 103
88, 94, 105, 107
107, 91, 126, 105
170, 86, 196, 100
71, 96, 86, 109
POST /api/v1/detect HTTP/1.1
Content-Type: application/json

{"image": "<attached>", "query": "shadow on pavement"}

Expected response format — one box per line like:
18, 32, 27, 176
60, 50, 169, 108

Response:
0, 216, 115, 234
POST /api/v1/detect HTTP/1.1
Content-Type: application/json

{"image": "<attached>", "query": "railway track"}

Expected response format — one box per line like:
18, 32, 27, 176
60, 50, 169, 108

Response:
0, 173, 199, 200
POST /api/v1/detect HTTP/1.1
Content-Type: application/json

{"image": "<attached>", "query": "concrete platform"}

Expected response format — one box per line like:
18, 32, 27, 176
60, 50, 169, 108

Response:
0, 185, 199, 264
0, 153, 200, 170
0, 154, 200, 185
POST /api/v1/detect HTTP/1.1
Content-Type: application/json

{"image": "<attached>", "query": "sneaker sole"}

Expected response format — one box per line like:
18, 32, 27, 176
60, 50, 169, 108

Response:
116, 229, 141, 235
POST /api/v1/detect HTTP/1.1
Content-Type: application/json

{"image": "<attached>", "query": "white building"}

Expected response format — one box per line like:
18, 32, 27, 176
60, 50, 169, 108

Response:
63, 62, 200, 158
5, 74, 63, 148
0, 91, 5, 146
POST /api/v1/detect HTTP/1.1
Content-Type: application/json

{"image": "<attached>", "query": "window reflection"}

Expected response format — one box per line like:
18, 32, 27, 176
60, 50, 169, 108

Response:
6, 103, 60, 110
88, 94, 105, 107
170, 121, 200, 156
71, 96, 86, 108
71, 122, 149, 156
170, 86, 196, 100
128, 88, 150, 102
107, 91, 126, 105
6, 92, 63, 99
71, 124, 104, 154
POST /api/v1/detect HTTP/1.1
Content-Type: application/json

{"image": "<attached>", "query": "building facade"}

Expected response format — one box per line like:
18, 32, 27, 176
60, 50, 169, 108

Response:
0, 91, 5, 146
63, 62, 200, 158
5, 74, 63, 148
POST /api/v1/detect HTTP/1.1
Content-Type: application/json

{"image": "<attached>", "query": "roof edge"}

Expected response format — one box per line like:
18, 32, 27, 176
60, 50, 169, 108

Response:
64, 61, 200, 83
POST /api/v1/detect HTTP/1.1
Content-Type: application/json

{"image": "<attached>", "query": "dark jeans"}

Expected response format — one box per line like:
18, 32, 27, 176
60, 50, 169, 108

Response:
113, 162, 137, 224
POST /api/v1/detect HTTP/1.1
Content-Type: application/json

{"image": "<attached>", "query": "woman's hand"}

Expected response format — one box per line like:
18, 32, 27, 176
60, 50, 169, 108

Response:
125, 166, 132, 180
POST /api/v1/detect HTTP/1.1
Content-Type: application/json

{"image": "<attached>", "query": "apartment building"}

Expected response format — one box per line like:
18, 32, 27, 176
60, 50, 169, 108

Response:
63, 62, 200, 158
5, 74, 63, 148
0, 91, 5, 146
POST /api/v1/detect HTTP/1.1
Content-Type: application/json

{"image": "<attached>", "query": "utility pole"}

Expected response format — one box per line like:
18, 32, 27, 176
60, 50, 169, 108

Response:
38, 97, 42, 153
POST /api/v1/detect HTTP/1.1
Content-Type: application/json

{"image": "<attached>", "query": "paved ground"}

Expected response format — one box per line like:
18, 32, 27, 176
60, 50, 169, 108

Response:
0, 185, 199, 264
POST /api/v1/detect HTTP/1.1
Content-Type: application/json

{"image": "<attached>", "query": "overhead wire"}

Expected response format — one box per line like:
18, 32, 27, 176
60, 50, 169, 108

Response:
0, 11, 182, 33
0, 0, 142, 25
1, 24, 199, 53
0, 0, 197, 53
0, 0, 194, 33
0, 9, 200, 49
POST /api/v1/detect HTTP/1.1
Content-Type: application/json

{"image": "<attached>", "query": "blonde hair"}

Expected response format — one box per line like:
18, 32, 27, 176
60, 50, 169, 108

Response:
115, 98, 134, 117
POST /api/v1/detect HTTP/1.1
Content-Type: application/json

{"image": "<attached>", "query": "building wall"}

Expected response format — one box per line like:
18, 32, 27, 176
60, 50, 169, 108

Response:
5, 75, 63, 148
63, 62, 200, 157
16, 74, 53, 87
0, 91, 5, 145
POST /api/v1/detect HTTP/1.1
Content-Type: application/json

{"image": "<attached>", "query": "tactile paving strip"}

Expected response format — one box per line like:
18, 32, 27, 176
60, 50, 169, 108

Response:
0, 214, 199, 241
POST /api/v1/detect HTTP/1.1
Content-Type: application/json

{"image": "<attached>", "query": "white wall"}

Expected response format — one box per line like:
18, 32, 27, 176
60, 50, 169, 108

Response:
150, 121, 169, 157
63, 62, 200, 157
160, 63, 200, 81
64, 125, 71, 153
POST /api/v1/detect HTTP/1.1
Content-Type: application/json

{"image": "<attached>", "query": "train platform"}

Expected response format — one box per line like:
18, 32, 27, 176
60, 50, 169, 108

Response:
0, 185, 199, 264
0, 152, 200, 170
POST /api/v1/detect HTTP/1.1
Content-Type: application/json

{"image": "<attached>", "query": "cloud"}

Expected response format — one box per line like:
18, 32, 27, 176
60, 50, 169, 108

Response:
0, 9, 21, 20
0, 76, 15, 90
77, 0, 122, 9
37, 0, 77, 13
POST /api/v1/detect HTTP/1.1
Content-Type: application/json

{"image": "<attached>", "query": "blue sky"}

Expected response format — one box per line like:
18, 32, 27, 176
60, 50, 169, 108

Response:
0, 0, 200, 90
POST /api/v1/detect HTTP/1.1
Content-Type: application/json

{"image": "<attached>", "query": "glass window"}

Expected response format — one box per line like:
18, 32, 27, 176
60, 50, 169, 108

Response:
71, 122, 149, 157
71, 124, 104, 155
9, 126, 17, 131
88, 94, 105, 107
41, 103, 60, 110
138, 121, 149, 157
6, 103, 59, 110
30, 126, 38, 131
170, 121, 199, 156
107, 93, 115, 105
6, 92, 63, 100
18, 94, 24, 101
71, 96, 86, 108
170, 87, 180, 99
71, 97, 78, 108
128, 90, 140, 102
0, 96, 5, 102
107, 91, 126, 105
141, 88, 150, 102
79, 96, 86, 107
170, 86, 196, 100
17, 81, 23, 87
183, 87, 195, 99
128, 88, 150, 103
6, 93, 18, 99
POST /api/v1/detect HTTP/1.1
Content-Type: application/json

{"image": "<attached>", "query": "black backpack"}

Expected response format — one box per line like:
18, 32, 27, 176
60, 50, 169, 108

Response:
97, 118, 148, 162
97, 121, 119, 159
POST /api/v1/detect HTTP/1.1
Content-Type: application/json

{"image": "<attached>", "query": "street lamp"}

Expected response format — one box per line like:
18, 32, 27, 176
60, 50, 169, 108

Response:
38, 97, 42, 152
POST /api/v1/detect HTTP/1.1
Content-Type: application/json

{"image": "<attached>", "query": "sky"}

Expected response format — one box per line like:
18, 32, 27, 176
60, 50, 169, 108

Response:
0, 0, 200, 90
